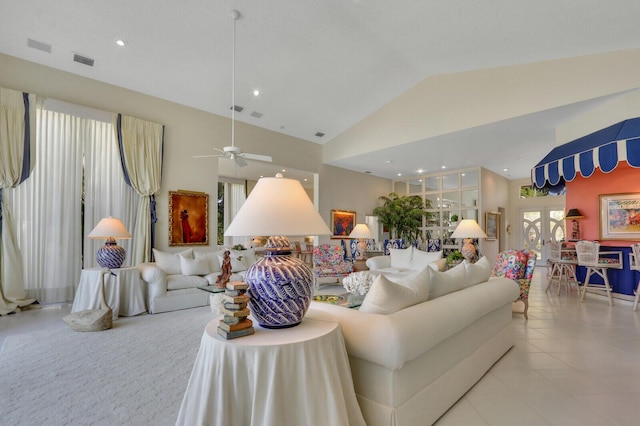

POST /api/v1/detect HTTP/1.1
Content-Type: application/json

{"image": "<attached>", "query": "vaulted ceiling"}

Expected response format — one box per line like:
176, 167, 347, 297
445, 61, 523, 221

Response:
2, 0, 640, 180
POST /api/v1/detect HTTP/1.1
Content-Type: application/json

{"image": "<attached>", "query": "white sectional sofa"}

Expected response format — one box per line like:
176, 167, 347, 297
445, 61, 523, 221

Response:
138, 248, 255, 314
306, 258, 520, 426
365, 246, 446, 281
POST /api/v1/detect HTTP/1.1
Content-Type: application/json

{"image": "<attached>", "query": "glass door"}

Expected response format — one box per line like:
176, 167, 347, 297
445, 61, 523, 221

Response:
520, 207, 566, 264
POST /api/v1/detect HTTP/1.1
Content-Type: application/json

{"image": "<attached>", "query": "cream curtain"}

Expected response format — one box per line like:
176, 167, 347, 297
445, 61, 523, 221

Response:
116, 114, 163, 265
10, 105, 139, 304
83, 119, 139, 269
223, 181, 249, 248
0, 87, 36, 315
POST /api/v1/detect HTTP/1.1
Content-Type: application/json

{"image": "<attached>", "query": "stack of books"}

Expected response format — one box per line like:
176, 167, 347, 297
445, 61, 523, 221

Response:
217, 281, 254, 339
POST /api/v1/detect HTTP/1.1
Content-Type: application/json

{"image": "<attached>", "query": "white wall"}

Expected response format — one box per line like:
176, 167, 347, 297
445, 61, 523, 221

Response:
480, 168, 509, 262
318, 164, 392, 245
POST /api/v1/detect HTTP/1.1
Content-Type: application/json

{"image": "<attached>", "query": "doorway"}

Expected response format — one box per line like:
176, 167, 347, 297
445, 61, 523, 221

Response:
520, 207, 566, 264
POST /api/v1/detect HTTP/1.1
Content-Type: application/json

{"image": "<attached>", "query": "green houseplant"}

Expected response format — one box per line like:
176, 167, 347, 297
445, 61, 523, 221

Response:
373, 192, 432, 242
446, 250, 464, 266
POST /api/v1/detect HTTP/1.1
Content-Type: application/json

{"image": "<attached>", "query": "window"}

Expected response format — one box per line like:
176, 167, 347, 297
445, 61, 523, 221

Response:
8, 103, 137, 303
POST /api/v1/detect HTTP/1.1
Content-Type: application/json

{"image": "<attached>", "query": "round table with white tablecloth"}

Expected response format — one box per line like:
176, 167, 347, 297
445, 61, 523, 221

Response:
71, 267, 146, 320
176, 317, 365, 426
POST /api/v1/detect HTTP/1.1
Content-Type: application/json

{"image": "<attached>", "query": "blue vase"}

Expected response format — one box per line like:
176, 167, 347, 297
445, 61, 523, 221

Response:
243, 236, 313, 329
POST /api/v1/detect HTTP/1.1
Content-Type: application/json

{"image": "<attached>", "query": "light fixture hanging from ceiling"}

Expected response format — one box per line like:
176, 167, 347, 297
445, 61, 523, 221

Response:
192, 9, 272, 167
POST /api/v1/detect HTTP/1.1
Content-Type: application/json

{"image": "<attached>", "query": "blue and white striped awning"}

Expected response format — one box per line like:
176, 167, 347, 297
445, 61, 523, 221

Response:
532, 118, 640, 188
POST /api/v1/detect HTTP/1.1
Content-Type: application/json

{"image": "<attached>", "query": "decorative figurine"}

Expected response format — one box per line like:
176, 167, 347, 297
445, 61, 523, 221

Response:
216, 250, 232, 289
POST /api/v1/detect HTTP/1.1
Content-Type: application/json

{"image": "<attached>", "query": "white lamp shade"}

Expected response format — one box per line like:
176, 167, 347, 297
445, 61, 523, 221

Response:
450, 219, 487, 239
349, 223, 374, 239
88, 217, 132, 239
225, 175, 331, 237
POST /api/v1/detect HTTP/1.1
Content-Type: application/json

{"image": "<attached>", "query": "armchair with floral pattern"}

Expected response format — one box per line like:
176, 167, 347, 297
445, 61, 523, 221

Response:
313, 244, 354, 290
491, 249, 537, 319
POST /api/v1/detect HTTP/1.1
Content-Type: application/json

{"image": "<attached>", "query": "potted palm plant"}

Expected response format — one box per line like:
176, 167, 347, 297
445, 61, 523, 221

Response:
373, 192, 432, 252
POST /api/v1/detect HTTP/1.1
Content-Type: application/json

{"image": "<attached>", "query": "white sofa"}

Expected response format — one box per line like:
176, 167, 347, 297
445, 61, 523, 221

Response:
306, 258, 520, 426
365, 246, 446, 281
138, 248, 254, 314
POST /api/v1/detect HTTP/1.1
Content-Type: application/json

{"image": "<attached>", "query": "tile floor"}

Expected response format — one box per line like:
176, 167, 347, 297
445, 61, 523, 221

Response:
2, 268, 640, 425
437, 268, 640, 426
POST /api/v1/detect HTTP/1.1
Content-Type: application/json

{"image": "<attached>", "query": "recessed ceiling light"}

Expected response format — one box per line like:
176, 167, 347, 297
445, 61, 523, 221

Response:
281, 169, 286, 173
253, 89, 260, 96
397, 173, 402, 177
385, 160, 393, 164
441, 165, 446, 169
503, 168, 508, 172
115, 38, 127, 47
417, 169, 424, 174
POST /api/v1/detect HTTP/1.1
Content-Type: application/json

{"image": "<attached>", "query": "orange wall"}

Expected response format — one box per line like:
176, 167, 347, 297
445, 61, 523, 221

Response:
565, 163, 640, 246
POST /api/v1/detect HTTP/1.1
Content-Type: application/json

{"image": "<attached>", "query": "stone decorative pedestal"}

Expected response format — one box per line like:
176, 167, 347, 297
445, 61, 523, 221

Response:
217, 282, 255, 339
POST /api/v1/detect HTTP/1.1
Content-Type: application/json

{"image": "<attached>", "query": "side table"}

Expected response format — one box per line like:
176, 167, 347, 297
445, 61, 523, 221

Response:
176, 317, 365, 426
352, 258, 369, 272
71, 267, 146, 320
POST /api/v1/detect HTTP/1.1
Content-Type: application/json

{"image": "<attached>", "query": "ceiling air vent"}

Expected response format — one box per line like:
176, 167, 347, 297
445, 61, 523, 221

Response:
73, 53, 95, 67
230, 105, 243, 112
250, 111, 263, 118
315, 132, 325, 138
27, 38, 51, 53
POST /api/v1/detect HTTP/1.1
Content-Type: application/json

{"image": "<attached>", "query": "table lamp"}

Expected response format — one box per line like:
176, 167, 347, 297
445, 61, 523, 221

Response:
565, 208, 584, 241
450, 219, 487, 263
88, 217, 132, 269
349, 223, 374, 260
225, 173, 331, 329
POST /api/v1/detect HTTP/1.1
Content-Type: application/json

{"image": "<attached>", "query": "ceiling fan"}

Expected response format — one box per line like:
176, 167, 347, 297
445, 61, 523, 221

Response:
194, 9, 272, 168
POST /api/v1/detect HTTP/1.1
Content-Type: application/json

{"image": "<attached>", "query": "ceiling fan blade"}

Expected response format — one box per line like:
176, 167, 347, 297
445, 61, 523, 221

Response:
242, 153, 273, 163
234, 156, 248, 167
193, 154, 224, 159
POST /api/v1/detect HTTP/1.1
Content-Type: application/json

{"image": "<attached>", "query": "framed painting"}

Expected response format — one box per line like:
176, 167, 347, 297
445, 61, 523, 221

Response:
169, 190, 209, 246
331, 209, 356, 239
485, 211, 499, 241
599, 193, 640, 240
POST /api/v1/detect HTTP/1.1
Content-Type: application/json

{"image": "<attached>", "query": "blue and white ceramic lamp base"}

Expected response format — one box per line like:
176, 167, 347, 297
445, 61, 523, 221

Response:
244, 236, 313, 329
96, 237, 126, 269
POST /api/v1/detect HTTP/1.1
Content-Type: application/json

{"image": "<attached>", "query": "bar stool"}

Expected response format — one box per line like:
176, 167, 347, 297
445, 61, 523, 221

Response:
575, 240, 622, 305
630, 243, 640, 311
546, 241, 579, 295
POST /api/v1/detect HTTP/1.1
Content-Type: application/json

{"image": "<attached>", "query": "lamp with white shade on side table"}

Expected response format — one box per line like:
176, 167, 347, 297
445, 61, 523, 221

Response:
225, 173, 331, 329
88, 216, 132, 269
450, 219, 487, 263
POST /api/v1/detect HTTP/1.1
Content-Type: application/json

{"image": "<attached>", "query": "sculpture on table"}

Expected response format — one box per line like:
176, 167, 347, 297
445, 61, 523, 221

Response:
63, 269, 112, 332
216, 250, 232, 289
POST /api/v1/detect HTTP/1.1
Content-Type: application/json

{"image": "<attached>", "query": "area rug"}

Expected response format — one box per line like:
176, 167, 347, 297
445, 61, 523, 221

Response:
0, 307, 214, 425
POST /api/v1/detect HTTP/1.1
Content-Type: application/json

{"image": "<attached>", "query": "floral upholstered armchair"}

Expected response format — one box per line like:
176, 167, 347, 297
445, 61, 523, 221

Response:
491, 249, 537, 319
313, 244, 354, 290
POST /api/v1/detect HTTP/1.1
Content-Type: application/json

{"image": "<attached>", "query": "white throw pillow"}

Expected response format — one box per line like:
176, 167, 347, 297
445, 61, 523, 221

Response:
411, 249, 443, 271
397, 266, 430, 302
427, 262, 467, 300
389, 247, 413, 269
231, 248, 257, 269
180, 254, 210, 276
430, 258, 447, 272
153, 248, 193, 275
194, 250, 223, 273
359, 274, 419, 315
465, 256, 492, 287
